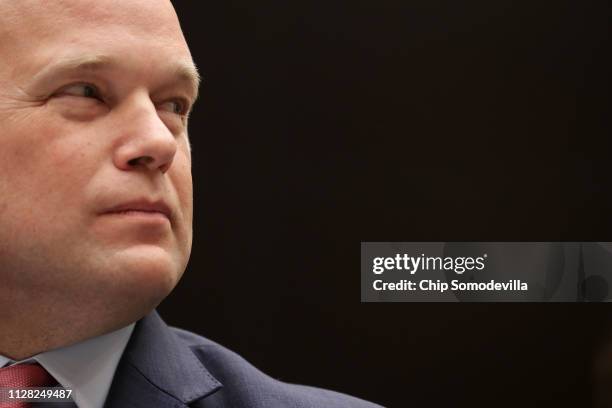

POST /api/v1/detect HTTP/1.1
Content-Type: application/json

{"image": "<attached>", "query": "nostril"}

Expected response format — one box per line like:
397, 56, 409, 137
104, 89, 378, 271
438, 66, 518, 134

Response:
128, 156, 154, 167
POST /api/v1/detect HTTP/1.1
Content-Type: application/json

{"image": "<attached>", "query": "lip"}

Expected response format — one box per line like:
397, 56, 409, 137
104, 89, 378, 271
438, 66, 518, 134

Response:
101, 199, 172, 220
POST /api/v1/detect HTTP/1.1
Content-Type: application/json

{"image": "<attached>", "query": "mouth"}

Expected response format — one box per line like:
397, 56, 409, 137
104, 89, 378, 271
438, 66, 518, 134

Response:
101, 200, 172, 221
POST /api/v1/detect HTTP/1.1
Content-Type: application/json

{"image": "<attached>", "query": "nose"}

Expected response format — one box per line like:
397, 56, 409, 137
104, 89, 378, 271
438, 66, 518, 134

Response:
112, 96, 177, 174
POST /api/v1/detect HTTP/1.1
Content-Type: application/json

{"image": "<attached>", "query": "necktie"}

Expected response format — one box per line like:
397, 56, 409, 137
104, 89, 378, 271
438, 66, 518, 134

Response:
0, 363, 58, 408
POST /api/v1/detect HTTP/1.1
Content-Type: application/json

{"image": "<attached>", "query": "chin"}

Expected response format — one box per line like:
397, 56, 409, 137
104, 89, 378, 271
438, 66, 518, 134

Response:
108, 245, 186, 308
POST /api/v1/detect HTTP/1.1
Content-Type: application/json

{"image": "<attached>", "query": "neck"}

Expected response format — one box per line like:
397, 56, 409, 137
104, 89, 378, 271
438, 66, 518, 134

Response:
0, 302, 137, 361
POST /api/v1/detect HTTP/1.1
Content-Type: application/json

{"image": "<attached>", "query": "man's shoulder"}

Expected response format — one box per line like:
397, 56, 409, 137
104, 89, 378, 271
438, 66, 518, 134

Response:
170, 326, 383, 408
106, 311, 383, 408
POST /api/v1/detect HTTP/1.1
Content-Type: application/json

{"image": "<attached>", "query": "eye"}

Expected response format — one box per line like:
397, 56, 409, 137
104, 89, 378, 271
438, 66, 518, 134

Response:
57, 83, 101, 99
159, 100, 189, 115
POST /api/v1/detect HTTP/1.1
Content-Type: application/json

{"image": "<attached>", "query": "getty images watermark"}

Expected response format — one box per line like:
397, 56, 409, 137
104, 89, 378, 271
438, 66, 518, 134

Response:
371, 251, 526, 293
361, 242, 612, 302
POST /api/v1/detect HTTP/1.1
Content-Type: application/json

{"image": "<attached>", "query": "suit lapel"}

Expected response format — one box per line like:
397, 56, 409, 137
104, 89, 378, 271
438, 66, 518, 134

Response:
104, 311, 222, 408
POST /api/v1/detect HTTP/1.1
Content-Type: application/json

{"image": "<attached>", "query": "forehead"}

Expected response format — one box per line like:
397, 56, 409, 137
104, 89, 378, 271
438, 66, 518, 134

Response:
0, 0, 192, 78
0, 0, 180, 34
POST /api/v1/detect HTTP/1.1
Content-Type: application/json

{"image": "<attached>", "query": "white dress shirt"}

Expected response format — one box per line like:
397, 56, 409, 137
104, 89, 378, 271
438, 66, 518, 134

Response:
0, 323, 135, 408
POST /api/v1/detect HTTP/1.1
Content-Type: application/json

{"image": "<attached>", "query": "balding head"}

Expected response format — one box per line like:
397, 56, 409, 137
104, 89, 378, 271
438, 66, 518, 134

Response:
0, 0, 198, 359
0, 0, 180, 36
0, 0, 196, 85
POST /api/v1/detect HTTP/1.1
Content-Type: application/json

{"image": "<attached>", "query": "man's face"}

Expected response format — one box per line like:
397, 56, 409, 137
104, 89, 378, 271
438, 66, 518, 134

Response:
0, 0, 196, 331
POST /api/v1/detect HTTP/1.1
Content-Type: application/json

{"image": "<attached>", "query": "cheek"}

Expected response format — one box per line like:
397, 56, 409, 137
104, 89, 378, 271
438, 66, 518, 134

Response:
173, 149, 193, 213
1, 107, 99, 179
169, 151, 193, 252
0, 113, 101, 227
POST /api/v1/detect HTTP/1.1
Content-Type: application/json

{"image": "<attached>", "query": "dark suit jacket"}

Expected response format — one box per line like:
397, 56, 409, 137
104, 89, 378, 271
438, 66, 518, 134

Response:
103, 311, 383, 407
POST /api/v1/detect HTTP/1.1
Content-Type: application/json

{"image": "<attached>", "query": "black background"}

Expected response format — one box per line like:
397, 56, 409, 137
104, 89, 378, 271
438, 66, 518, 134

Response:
160, 1, 611, 407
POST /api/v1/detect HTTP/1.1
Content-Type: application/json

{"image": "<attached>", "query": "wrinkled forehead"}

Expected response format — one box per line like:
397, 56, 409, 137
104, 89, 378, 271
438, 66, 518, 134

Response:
0, 0, 191, 73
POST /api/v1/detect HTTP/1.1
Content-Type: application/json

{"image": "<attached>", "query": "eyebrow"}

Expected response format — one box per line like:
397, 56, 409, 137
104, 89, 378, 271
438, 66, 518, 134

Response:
31, 54, 201, 100
175, 64, 202, 100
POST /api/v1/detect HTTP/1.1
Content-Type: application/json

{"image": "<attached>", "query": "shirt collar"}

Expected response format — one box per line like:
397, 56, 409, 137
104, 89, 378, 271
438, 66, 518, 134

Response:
0, 323, 135, 408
